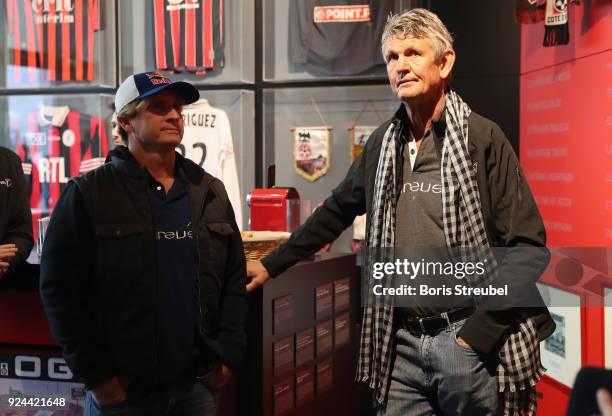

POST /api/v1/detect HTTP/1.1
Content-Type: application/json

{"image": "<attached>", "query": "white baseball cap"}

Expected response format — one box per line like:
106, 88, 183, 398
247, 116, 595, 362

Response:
115, 71, 199, 114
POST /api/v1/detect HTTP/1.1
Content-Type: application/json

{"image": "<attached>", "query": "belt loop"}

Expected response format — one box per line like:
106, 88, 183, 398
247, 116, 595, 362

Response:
441, 311, 451, 328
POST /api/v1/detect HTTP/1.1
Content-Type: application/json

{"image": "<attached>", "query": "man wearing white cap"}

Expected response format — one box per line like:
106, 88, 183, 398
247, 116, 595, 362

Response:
40, 72, 248, 416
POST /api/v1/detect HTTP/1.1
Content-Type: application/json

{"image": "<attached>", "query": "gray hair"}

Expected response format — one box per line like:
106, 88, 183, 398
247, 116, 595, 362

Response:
116, 99, 147, 144
381, 8, 453, 60
116, 99, 148, 120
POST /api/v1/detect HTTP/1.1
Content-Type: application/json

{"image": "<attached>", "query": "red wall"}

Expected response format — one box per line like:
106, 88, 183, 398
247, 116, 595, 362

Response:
520, 1, 612, 247
520, 1, 612, 414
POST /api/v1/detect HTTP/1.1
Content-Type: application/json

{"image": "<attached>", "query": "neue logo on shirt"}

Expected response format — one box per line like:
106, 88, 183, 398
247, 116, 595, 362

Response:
0, 178, 12, 188
156, 223, 194, 240
401, 181, 442, 194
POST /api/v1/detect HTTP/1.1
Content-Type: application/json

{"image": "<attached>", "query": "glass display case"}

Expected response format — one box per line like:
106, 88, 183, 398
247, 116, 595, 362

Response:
187, 89, 255, 229
119, 0, 254, 84
0, 93, 114, 241
0, 0, 412, 246
0, 88, 255, 239
263, 0, 420, 82
0, 0, 117, 88
263, 84, 399, 250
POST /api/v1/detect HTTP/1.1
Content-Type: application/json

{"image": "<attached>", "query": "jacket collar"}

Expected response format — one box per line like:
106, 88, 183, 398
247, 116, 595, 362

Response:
106, 146, 216, 226
106, 145, 211, 187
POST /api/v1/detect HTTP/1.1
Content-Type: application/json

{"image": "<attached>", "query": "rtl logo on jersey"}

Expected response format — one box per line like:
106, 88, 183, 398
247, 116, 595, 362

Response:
32, 0, 76, 24
313, 5, 371, 23
147, 72, 172, 86
38, 157, 69, 184
166, 0, 200, 11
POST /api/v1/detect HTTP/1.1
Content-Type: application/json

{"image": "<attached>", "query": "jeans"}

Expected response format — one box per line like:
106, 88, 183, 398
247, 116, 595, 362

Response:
85, 380, 219, 416
377, 318, 501, 416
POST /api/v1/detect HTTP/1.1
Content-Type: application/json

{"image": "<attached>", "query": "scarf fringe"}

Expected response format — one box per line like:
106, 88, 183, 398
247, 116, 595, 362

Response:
499, 365, 546, 393
544, 24, 570, 46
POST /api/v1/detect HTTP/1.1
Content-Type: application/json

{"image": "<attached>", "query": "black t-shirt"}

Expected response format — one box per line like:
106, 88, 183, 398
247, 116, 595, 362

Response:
288, 0, 393, 75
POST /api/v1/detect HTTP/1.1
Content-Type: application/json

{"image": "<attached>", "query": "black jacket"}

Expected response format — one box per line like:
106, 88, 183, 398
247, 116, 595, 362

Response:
40, 146, 247, 390
263, 107, 555, 356
0, 147, 33, 274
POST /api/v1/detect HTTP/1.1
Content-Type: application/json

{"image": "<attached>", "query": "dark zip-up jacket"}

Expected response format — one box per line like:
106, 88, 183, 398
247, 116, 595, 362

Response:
0, 147, 33, 275
263, 106, 555, 356
40, 146, 247, 390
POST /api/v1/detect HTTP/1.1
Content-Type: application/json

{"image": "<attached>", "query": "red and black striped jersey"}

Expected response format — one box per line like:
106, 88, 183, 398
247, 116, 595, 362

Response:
5, 0, 100, 83
11, 107, 109, 223
151, 0, 224, 74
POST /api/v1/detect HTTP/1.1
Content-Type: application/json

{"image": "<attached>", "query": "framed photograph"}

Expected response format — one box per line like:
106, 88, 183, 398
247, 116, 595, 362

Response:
295, 367, 314, 407
537, 283, 583, 387
315, 320, 333, 357
273, 335, 294, 377
295, 328, 315, 367
316, 357, 333, 395
334, 312, 350, 348
273, 294, 294, 335
273, 377, 294, 416
315, 283, 333, 320
334, 278, 350, 312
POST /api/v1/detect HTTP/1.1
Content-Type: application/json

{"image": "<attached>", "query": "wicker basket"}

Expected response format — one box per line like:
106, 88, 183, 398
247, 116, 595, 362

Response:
241, 231, 291, 261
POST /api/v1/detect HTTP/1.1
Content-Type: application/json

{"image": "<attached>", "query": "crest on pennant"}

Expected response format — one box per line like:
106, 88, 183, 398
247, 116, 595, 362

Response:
350, 126, 376, 162
293, 127, 331, 182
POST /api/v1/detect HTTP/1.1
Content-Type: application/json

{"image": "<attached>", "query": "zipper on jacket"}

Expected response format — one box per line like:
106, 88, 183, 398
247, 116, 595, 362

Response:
193, 193, 208, 345
143, 181, 160, 388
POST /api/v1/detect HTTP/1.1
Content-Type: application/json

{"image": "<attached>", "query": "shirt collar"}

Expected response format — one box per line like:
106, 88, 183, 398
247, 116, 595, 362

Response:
146, 161, 187, 194
392, 100, 448, 142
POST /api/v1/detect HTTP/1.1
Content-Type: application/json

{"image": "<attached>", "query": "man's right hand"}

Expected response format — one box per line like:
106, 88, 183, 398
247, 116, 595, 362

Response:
0, 244, 18, 279
92, 376, 128, 406
598, 388, 612, 416
246, 260, 271, 292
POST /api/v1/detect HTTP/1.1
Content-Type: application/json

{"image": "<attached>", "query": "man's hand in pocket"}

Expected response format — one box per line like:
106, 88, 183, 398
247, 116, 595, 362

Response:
92, 376, 128, 405
202, 364, 232, 389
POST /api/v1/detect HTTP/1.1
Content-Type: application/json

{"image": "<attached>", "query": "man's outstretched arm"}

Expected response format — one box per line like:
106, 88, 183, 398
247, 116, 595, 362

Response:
247, 152, 369, 291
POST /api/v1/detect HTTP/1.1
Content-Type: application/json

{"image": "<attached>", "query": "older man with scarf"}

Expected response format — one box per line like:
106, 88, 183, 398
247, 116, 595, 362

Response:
247, 9, 555, 416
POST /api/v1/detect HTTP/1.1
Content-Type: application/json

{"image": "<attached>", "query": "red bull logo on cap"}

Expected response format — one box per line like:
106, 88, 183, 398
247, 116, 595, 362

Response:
146, 72, 171, 86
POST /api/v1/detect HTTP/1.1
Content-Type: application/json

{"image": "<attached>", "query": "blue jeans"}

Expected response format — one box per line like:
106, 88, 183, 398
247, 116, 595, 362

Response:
85, 380, 219, 416
377, 318, 501, 416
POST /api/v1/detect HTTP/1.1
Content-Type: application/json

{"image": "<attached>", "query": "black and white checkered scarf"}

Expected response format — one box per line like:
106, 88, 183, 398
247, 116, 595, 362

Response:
356, 90, 545, 415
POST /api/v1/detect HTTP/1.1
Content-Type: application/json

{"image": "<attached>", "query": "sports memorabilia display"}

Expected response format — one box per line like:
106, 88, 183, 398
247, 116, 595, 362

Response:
181, 98, 242, 228
293, 127, 331, 182
10, 105, 109, 235
6, 0, 101, 83
288, 0, 393, 75
151, 0, 224, 75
